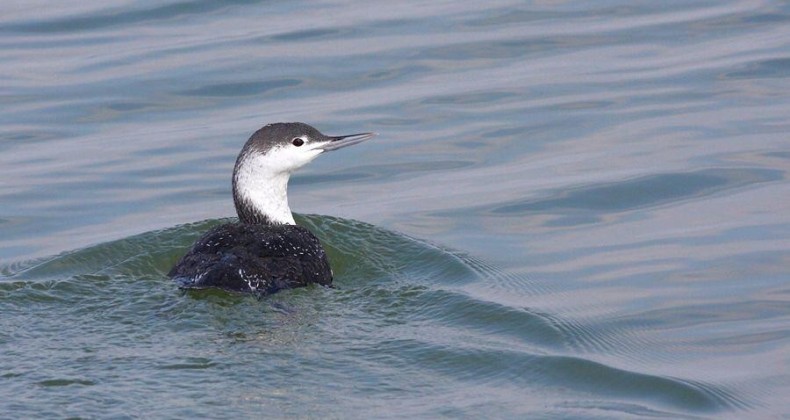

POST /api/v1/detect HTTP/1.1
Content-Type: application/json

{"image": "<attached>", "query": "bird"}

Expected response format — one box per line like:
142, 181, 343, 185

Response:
168, 122, 376, 295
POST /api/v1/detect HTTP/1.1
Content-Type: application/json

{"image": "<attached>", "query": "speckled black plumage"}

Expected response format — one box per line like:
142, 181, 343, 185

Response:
168, 122, 374, 295
169, 222, 332, 294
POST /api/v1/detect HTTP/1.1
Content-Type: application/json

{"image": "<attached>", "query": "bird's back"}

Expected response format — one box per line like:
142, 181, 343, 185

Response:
168, 222, 333, 295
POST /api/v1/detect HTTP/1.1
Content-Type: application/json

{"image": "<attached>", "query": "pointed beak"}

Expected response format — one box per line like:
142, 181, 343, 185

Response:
317, 132, 377, 151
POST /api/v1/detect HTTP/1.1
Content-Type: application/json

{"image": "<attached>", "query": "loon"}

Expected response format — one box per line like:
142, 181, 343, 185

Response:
168, 122, 376, 295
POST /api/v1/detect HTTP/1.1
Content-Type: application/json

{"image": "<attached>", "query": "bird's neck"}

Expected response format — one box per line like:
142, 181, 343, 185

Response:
232, 153, 296, 225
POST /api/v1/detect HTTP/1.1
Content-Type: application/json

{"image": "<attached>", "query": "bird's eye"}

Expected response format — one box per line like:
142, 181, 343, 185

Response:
292, 138, 304, 147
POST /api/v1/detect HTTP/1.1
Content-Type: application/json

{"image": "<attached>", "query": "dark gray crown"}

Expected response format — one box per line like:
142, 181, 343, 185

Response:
242, 122, 326, 154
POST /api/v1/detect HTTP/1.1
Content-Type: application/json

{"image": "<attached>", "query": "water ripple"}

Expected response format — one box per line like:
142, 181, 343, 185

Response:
490, 167, 782, 219
2, 1, 258, 33
0, 216, 746, 413
180, 79, 301, 98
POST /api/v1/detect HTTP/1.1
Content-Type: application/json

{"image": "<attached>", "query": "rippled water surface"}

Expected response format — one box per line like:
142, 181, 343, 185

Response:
2, 1, 789, 418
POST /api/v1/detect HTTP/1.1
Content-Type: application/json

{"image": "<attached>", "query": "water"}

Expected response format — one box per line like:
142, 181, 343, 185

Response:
1, 0, 789, 417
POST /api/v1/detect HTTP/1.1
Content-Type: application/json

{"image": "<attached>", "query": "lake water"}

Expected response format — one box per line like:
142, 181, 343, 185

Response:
2, 0, 789, 418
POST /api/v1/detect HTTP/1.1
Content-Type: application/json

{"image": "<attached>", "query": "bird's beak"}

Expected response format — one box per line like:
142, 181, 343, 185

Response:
318, 132, 377, 151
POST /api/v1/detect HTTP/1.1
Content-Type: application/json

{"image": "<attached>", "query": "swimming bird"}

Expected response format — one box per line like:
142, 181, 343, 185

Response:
168, 122, 376, 295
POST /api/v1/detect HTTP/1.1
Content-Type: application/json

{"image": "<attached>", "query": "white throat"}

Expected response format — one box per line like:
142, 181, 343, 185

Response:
234, 151, 296, 225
